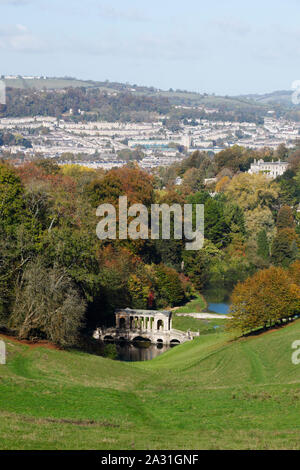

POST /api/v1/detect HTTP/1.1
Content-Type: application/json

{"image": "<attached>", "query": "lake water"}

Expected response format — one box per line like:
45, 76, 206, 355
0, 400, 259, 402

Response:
207, 302, 230, 315
116, 341, 172, 362
203, 288, 231, 315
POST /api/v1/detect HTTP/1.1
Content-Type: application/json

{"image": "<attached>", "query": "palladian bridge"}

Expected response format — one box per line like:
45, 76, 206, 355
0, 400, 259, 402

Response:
93, 308, 199, 345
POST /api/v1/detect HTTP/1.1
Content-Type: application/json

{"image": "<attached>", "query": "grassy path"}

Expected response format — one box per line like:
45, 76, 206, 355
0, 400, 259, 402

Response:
1, 320, 300, 449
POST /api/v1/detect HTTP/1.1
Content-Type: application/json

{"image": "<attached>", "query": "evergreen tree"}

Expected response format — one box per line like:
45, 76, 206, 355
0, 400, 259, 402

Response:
257, 230, 269, 260
276, 205, 295, 230
271, 229, 298, 267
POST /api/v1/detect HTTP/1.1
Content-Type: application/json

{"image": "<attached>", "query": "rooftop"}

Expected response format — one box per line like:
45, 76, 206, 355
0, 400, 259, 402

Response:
115, 308, 172, 317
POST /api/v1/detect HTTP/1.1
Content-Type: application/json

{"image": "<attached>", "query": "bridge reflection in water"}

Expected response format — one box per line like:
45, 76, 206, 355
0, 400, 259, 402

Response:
116, 341, 173, 362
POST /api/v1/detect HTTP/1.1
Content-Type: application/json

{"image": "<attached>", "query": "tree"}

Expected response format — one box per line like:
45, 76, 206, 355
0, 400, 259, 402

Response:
153, 264, 185, 308
182, 240, 221, 290
203, 198, 231, 248
36, 159, 60, 175
276, 205, 295, 230
0, 163, 25, 229
215, 145, 253, 173
128, 271, 151, 310
257, 230, 269, 260
245, 206, 275, 239
289, 260, 300, 286
215, 176, 230, 193
182, 168, 205, 193
271, 228, 299, 267
86, 167, 154, 208
228, 266, 300, 333
223, 203, 246, 237
9, 260, 86, 347
276, 143, 289, 161
224, 173, 279, 211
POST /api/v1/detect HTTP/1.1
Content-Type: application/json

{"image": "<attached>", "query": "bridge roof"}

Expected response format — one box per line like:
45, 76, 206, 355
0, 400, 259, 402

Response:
115, 308, 172, 318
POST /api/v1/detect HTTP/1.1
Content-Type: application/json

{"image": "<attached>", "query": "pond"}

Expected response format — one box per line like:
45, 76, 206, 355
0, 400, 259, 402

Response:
116, 341, 173, 362
203, 288, 231, 315
207, 302, 230, 315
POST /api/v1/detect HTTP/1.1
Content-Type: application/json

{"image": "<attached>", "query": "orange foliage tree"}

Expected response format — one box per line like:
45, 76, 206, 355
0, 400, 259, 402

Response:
228, 266, 300, 333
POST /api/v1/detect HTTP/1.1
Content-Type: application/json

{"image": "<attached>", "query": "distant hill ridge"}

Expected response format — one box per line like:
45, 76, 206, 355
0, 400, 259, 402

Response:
1, 76, 296, 107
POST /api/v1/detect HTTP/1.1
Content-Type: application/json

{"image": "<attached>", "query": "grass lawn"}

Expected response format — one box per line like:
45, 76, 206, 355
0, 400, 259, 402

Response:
173, 293, 226, 334
173, 315, 227, 335
1, 319, 300, 450
175, 294, 206, 313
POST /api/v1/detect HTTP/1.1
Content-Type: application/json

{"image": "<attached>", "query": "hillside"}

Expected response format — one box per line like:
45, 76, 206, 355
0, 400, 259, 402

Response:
3, 76, 296, 114
1, 320, 300, 450
2, 77, 97, 91
238, 90, 295, 107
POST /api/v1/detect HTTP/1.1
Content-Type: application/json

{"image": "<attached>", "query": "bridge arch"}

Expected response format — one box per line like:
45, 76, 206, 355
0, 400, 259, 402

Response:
170, 339, 180, 345
132, 336, 151, 343
104, 335, 114, 341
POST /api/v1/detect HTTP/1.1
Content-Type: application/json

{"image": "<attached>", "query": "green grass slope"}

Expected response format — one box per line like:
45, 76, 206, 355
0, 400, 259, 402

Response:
4, 78, 96, 90
1, 320, 300, 450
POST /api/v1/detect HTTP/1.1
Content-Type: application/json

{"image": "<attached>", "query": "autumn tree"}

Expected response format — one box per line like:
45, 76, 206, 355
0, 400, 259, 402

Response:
86, 167, 154, 210
289, 260, 300, 286
215, 176, 230, 193
245, 206, 275, 239
215, 145, 253, 173
228, 266, 300, 333
224, 173, 279, 211
276, 205, 295, 230
181, 167, 205, 193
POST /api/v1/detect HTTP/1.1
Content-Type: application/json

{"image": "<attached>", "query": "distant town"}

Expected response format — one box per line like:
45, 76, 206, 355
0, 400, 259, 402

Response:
0, 113, 299, 172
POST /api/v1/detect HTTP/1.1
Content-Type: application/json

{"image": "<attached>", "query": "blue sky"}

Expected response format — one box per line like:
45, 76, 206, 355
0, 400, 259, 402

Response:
0, 0, 299, 94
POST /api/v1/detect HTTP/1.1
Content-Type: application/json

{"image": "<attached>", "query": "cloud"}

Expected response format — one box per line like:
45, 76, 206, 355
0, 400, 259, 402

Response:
214, 18, 251, 36
0, 24, 46, 52
97, 3, 150, 22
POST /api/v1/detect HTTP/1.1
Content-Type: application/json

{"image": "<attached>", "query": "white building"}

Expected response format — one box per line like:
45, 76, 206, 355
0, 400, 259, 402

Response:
248, 159, 289, 179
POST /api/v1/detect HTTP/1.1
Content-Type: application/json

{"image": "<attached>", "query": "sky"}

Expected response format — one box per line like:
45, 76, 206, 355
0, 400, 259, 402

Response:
0, 0, 300, 95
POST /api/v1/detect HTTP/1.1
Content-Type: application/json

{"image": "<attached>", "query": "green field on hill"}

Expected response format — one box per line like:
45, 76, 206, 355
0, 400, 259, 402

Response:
1, 320, 300, 450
